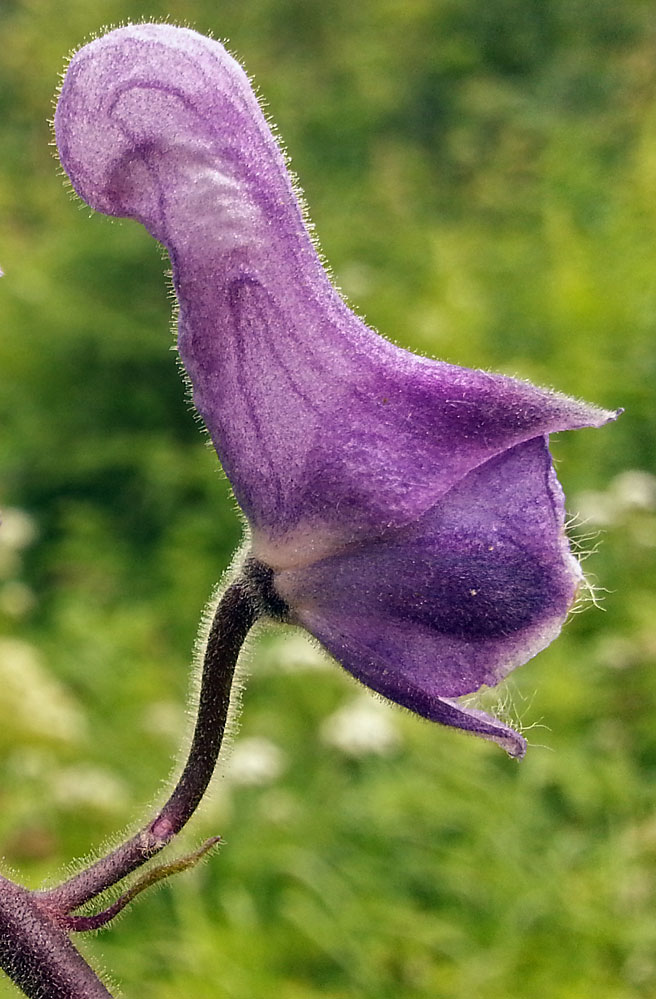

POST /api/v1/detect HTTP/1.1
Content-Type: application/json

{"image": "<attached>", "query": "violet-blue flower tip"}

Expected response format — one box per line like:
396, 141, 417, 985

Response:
55, 24, 620, 758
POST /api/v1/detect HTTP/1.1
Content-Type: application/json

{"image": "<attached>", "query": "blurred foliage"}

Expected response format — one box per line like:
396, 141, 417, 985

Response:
1, 0, 655, 997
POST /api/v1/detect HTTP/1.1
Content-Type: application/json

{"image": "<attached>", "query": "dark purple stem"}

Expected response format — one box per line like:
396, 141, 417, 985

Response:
0, 878, 114, 999
0, 571, 261, 999
41, 576, 257, 913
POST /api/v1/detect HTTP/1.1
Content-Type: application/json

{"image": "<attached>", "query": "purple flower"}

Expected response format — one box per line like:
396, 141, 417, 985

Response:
55, 24, 618, 758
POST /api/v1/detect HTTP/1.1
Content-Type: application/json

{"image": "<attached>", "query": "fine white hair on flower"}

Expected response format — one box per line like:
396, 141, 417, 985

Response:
54, 22, 619, 758
321, 694, 401, 758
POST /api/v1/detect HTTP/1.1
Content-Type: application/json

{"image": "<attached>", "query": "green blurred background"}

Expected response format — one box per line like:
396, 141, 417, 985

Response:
0, 1, 654, 996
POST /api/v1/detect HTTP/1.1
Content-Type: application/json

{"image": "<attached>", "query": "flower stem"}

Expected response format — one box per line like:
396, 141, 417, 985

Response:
0, 876, 113, 999
0, 573, 260, 998
41, 576, 258, 914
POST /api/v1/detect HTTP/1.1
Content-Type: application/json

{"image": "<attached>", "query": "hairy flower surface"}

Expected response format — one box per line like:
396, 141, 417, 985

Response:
55, 24, 617, 757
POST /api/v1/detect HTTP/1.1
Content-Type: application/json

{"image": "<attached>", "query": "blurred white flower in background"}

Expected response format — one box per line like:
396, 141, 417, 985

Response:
141, 699, 187, 742
321, 694, 401, 758
597, 634, 639, 671
0, 638, 86, 746
0, 508, 37, 552
258, 788, 301, 827
51, 763, 129, 815
0, 507, 37, 618
226, 736, 287, 786
574, 469, 656, 530
256, 629, 331, 674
